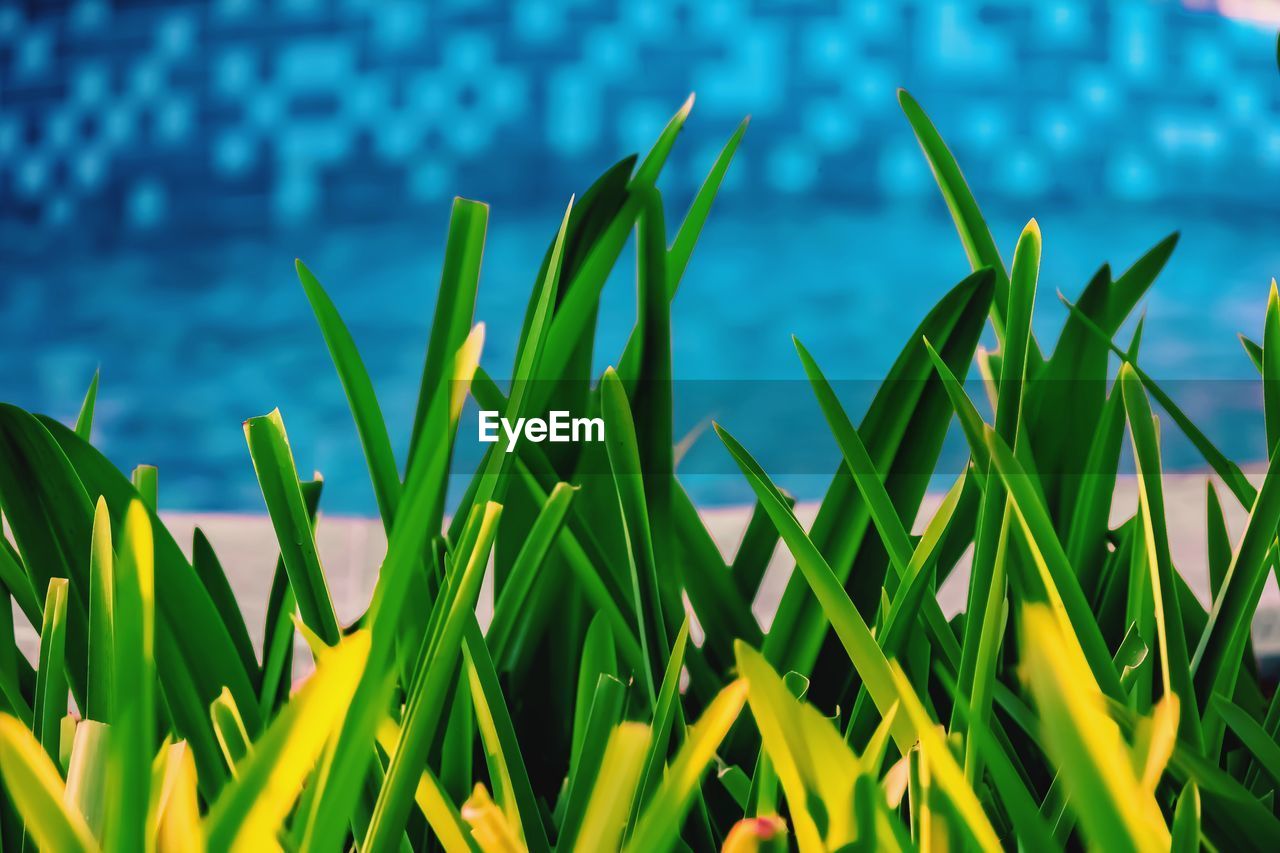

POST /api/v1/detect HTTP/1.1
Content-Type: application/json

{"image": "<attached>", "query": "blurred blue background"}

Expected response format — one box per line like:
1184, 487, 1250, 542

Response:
4, 0, 1280, 511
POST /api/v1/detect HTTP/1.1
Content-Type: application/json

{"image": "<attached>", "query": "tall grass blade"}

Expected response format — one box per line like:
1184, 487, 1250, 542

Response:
0, 714, 95, 852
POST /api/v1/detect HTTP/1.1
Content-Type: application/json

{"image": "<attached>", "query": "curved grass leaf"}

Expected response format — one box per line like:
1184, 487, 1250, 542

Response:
573, 723, 651, 853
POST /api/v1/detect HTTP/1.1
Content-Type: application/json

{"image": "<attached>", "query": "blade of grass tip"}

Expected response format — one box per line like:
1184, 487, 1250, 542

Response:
244, 409, 341, 647
205, 631, 371, 850
86, 498, 112, 724
1212, 694, 1280, 788
1171, 782, 1200, 853
1058, 291, 1257, 506
296, 259, 402, 529
106, 500, 154, 853
154, 741, 203, 853
573, 723, 652, 853
361, 503, 501, 852
462, 616, 551, 853
257, 478, 319, 717
131, 464, 157, 512
985, 426, 1125, 700
666, 116, 748, 294
409, 197, 487, 476
1241, 333, 1264, 374
631, 94, 694, 189
1206, 481, 1232, 599
1120, 364, 1202, 748
1192, 438, 1280, 714
33, 577, 68, 765
897, 90, 1009, 322
714, 423, 917, 753
64, 719, 109, 839
624, 679, 748, 853
0, 715, 95, 852
211, 687, 251, 778
1266, 281, 1280, 455
73, 370, 98, 442
1020, 604, 1168, 852
601, 366, 668, 704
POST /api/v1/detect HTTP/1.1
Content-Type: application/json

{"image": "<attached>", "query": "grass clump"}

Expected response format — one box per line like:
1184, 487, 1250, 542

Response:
0, 89, 1278, 852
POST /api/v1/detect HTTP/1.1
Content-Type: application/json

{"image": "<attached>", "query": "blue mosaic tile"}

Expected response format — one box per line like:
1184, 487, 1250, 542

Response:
0, 1, 1276, 239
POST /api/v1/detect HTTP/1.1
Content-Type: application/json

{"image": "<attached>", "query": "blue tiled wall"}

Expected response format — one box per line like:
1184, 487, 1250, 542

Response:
2, 1, 1277, 238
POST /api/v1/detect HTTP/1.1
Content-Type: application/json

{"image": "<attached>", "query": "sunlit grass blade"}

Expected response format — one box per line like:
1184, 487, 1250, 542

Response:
258, 476, 320, 716
667, 116, 748, 292
573, 723, 651, 853
1264, 280, 1280, 454
154, 741, 203, 853
1019, 603, 1168, 852
33, 576, 69, 764
244, 408, 341, 647
735, 641, 869, 851
132, 464, 157, 511
74, 369, 99, 442
0, 714, 96, 852
629, 615, 691, 825
105, 500, 155, 853
373, 719, 477, 852
205, 630, 370, 850
624, 679, 748, 853
296, 258, 401, 528
558, 674, 627, 849
64, 719, 109, 840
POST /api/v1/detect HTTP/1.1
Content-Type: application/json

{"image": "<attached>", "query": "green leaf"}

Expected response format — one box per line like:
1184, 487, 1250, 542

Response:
1119, 364, 1202, 748
558, 674, 627, 849
1213, 695, 1280, 788
211, 687, 252, 778
1171, 782, 1200, 853
1264, 280, 1280, 455
131, 464, 157, 512
244, 409, 341, 647
105, 500, 155, 853
191, 528, 258, 696
667, 116, 748, 293
296, 259, 402, 529
630, 615, 691, 822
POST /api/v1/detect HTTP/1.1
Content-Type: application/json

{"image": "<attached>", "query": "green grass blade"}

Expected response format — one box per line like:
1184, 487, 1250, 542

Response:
131, 464, 157, 512
1171, 782, 1200, 853
73, 370, 99, 442
0, 536, 40, 634
86, 499, 112, 724
667, 117, 748, 293
629, 616, 691, 825
1265, 281, 1280, 455
105, 500, 154, 853
558, 674, 627, 849
33, 577, 68, 765
244, 408, 341, 647
898, 89, 1009, 323
1212, 695, 1280, 788
191, 528, 258, 694
296, 259, 402, 528
1120, 364, 1202, 747
409, 197, 488, 474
